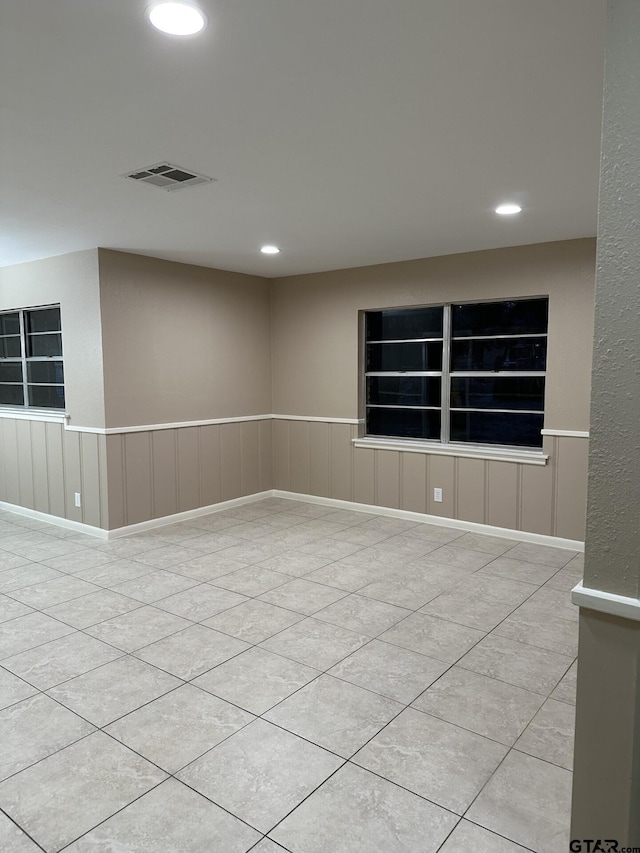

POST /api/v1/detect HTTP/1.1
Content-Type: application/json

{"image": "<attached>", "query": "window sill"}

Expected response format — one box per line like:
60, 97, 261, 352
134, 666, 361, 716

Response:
0, 407, 67, 424
352, 437, 548, 466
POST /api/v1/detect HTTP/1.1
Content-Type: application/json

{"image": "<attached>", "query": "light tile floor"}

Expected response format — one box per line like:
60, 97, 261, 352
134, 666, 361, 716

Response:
0, 498, 581, 853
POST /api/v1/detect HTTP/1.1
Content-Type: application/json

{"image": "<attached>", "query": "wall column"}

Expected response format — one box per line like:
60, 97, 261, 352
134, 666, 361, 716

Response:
571, 0, 640, 845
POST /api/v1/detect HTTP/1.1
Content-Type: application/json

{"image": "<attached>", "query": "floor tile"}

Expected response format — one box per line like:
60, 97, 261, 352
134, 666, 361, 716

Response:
314, 593, 411, 636
479, 556, 559, 585
88, 538, 155, 558
74, 558, 156, 588
0, 811, 41, 852
2, 631, 123, 690
203, 599, 304, 643
106, 684, 253, 772
329, 639, 448, 703
256, 551, 334, 577
194, 647, 319, 714
420, 590, 517, 632
5, 540, 85, 563
379, 612, 485, 663
177, 718, 342, 833
0, 667, 38, 709
154, 583, 247, 620
43, 589, 142, 629
132, 545, 204, 569
270, 762, 457, 853
0, 564, 63, 594
173, 554, 249, 582
165, 532, 241, 553
7, 575, 100, 609
0, 693, 94, 781
452, 532, 518, 556
297, 538, 364, 561
215, 541, 286, 565
135, 624, 249, 679
412, 666, 544, 745
458, 634, 574, 695
0, 732, 166, 853
515, 697, 575, 770
111, 569, 200, 603
493, 610, 579, 657
85, 605, 191, 652
259, 578, 348, 615
305, 561, 388, 593
260, 617, 369, 670
551, 659, 577, 705
252, 841, 289, 853
426, 544, 495, 570
0, 594, 33, 623
0, 552, 32, 572
506, 542, 575, 569
330, 526, 391, 546
211, 565, 291, 596
466, 750, 572, 852
264, 673, 402, 758
449, 573, 536, 607
438, 820, 530, 852
359, 569, 468, 610
40, 548, 117, 574
64, 778, 260, 852
47, 655, 182, 727
354, 707, 507, 814
405, 523, 463, 544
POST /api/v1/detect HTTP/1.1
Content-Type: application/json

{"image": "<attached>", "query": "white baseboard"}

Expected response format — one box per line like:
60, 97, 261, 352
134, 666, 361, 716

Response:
273, 490, 585, 552
0, 501, 109, 539
106, 492, 274, 538
0, 489, 585, 551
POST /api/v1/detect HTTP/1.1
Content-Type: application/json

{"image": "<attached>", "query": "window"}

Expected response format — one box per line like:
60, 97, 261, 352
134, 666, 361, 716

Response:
0, 306, 64, 410
364, 297, 547, 449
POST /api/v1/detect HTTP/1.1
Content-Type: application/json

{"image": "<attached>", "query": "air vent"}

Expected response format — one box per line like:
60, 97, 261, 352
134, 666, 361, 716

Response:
122, 162, 215, 192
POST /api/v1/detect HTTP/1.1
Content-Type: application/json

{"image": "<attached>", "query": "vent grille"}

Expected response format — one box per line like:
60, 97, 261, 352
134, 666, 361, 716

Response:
122, 163, 215, 192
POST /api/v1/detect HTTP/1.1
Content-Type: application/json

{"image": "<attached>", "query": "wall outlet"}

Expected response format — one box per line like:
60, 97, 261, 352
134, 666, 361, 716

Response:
433, 487, 443, 503
74, 492, 81, 508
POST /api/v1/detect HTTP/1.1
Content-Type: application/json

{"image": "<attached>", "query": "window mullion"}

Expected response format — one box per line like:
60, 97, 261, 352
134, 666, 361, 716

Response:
18, 310, 28, 407
441, 304, 451, 444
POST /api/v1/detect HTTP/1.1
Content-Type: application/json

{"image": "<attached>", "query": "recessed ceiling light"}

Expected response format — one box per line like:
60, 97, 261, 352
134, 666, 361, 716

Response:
495, 203, 522, 215
260, 245, 280, 255
147, 2, 206, 36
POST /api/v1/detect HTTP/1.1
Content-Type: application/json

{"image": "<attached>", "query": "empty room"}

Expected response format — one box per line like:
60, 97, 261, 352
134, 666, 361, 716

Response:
2, 1, 639, 852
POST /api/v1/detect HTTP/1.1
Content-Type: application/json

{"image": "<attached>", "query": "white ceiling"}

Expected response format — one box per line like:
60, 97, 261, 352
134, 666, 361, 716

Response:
1, 0, 606, 277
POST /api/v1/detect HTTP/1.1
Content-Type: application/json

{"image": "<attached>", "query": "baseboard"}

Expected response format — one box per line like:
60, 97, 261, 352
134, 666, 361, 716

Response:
0, 501, 109, 539
0, 489, 585, 551
273, 490, 585, 552
106, 491, 274, 538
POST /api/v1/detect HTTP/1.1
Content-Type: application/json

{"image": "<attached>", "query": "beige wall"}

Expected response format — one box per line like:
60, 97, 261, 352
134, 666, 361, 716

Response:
271, 239, 596, 429
98, 249, 272, 428
0, 250, 106, 428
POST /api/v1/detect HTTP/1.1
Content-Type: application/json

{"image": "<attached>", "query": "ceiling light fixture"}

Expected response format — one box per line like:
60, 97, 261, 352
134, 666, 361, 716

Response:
260, 245, 280, 255
147, 2, 206, 36
495, 203, 522, 216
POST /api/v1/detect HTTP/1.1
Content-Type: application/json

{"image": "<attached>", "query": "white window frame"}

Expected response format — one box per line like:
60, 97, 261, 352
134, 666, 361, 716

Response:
356, 297, 548, 464
0, 304, 65, 411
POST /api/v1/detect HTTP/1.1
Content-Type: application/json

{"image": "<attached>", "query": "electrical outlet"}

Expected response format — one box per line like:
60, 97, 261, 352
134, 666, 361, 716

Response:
433, 487, 443, 503
74, 492, 81, 508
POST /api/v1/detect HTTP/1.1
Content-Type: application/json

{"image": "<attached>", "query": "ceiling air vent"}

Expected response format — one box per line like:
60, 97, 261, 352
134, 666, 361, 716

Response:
122, 162, 215, 192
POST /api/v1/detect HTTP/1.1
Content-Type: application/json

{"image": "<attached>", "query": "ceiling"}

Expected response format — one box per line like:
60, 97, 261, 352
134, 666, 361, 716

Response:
1, 0, 606, 278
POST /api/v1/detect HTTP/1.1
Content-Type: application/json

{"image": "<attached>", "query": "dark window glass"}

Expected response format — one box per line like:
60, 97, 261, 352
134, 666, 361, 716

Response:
27, 361, 64, 384
452, 299, 548, 337
367, 307, 443, 341
28, 385, 65, 409
450, 377, 545, 411
0, 337, 21, 357
367, 376, 441, 407
25, 307, 61, 333
450, 411, 543, 447
27, 333, 62, 357
0, 314, 20, 335
451, 337, 547, 372
367, 407, 440, 439
0, 384, 24, 406
367, 342, 443, 372
0, 363, 23, 383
